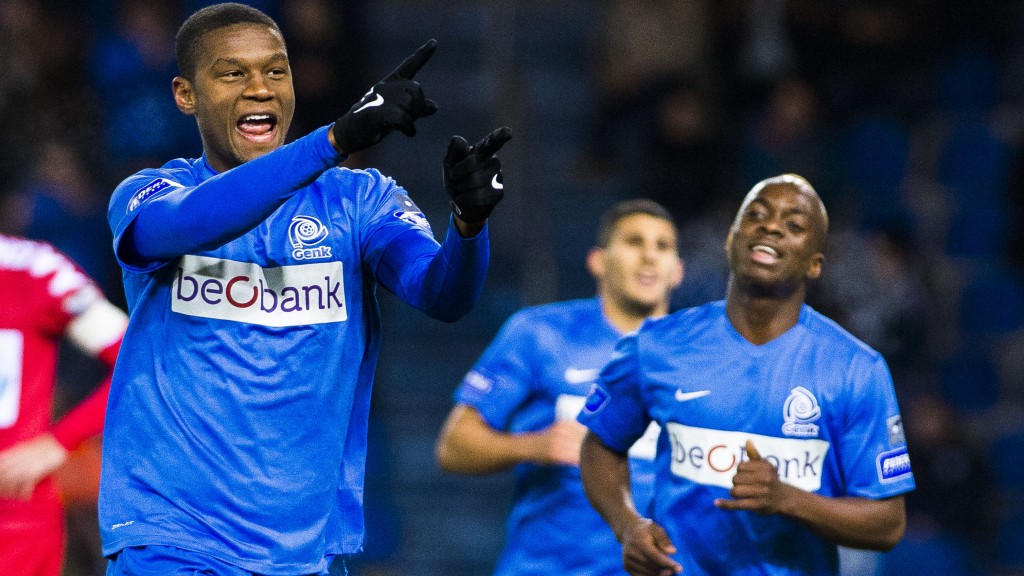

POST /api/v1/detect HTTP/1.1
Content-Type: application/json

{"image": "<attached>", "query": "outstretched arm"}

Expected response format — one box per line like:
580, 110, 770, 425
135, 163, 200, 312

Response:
435, 404, 588, 474
580, 432, 682, 576
715, 440, 907, 550
123, 41, 441, 263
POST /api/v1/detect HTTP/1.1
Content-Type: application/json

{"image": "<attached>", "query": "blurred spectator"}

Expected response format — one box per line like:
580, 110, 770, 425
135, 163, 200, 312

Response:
740, 77, 837, 196
902, 394, 995, 545
640, 77, 737, 225
587, 0, 713, 171
812, 224, 932, 374
279, 0, 370, 144
0, 141, 116, 292
89, 1, 198, 175
0, 0, 95, 184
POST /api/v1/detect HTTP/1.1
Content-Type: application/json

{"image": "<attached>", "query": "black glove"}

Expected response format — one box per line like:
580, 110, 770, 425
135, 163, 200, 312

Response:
444, 127, 513, 224
332, 39, 440, 154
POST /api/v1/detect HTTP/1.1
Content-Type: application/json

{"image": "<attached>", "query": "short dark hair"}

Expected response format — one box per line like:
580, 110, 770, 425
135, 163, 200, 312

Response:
596, 198, 677, 248
175, 3, 282, 80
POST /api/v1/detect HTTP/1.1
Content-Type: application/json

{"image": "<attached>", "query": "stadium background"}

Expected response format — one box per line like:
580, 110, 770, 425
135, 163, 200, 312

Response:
1, 0, 1022, 574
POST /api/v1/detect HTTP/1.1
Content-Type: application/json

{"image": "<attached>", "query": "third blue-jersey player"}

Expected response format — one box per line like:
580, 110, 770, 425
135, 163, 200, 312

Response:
579, 175, 914, 576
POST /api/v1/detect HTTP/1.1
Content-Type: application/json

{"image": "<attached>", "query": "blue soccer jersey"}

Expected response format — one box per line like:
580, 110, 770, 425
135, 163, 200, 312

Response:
456, 298, 659, 576
579, 301, 915, 576
100, 127, 489, 575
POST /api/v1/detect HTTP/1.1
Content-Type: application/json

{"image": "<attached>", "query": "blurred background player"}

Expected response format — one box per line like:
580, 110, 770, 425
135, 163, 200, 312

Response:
579, 175, 914, 576
435, 199, 683, 575
0, 234, 126, 576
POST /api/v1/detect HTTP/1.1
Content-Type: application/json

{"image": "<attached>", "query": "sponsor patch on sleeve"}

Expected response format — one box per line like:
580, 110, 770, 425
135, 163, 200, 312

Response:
394, 210, 432, 231
876, 446, 913, 483
391, 191, 431, 231
464, 370, 493, 393
126, 178, 178, 213
582, 383, 610, 415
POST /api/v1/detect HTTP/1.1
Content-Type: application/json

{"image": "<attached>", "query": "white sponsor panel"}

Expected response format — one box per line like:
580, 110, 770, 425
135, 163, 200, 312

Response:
172, 255, 347, 327
555, 393, 587, 422
0, 330, 24, 428
556, 394, 660, 461
666, 423, 830, 491
563, 367, 601, 384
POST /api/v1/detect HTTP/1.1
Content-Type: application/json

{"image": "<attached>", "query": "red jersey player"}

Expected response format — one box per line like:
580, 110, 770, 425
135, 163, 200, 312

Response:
0, 234, 126, 576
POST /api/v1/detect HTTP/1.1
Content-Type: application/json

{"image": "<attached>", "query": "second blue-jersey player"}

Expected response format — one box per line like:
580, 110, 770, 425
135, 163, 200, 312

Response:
436, 200, 684, 576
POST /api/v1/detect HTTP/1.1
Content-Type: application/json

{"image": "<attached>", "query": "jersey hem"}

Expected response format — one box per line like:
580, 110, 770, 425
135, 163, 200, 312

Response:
102, 534, 354, 575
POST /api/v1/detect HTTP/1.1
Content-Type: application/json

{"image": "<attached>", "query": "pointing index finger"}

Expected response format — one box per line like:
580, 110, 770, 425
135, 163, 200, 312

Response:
472, 126, 513, 158
387, 39, 437, 80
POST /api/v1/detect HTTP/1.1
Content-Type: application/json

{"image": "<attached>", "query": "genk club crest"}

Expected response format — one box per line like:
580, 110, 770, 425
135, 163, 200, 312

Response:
781, 386, 821, 437
289, 216, 331, 260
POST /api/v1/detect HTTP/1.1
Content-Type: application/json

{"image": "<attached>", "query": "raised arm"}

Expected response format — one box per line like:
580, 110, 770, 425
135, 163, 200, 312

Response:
373, 127, 511, 321
122, 40, 443, 263
122, 129, 343, 261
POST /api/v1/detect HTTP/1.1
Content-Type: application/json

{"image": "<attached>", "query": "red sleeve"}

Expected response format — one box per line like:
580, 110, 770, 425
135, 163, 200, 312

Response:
49, 337, 121, 450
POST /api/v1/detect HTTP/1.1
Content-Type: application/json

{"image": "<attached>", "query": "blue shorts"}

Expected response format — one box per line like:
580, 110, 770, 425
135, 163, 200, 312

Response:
105, 546, 341, 576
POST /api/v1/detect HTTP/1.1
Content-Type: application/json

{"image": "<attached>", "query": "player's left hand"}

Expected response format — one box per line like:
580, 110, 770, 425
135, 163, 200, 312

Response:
714, 439, 792, 515
444, 126, 513, 225
0, 433, 68, 500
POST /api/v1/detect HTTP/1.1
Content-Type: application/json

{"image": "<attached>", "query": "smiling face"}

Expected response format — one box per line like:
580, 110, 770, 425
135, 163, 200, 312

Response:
589, 213, 683, 320
172, 23, 295, 172
725, 177, 827, 293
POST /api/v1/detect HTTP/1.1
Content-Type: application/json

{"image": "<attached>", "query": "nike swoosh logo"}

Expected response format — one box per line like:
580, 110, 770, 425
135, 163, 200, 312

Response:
564, 367, 600, 384
491, 174, 503, 190
675, 389, 711, 402
353, 93, 384, 114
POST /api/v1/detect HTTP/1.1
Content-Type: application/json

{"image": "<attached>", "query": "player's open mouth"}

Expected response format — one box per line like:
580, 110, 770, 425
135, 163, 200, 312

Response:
751, 244, 780, 265
236, 113, 278, 143
636, 271, 658, 286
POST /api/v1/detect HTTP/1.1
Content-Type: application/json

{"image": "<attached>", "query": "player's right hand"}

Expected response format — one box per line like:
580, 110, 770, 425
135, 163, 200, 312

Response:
331, 39, 439, 155
621, 518, 683, 576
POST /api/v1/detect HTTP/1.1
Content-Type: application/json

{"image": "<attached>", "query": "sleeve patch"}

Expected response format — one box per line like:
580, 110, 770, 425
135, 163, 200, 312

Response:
464, 370, 493, 393
876, 446, 913, 483
127, 178, 177, 213
582, 383, 610, 415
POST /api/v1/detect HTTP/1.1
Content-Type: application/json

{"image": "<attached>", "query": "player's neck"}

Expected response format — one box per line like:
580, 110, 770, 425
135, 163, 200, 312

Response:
724, 286, 804, 345
601, 297, 666, 335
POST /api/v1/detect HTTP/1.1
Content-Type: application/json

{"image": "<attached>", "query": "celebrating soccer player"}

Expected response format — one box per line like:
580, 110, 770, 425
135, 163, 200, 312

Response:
99, 3, 511, 574
579, 174, 914, 576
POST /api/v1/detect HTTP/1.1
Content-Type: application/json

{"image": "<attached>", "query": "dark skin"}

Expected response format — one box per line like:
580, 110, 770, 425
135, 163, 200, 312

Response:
580, 177, 907, 576
171, 24, 482, 238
